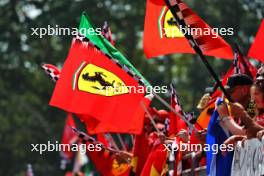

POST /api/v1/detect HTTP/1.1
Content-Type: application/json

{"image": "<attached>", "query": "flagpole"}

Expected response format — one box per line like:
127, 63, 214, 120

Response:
72, 127, 132, 156
164, 0, 233, 103
130, 134, 135, 151
140, 101, 161, 134
117, 134, 128, 151
105, 133, 120, 150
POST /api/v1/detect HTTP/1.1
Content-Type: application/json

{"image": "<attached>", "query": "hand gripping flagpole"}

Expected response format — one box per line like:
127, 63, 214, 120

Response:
117, 134, 128, 151
164, 0, 233, 103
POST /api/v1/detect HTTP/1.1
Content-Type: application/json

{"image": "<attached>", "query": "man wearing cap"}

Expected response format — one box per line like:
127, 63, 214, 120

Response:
217, 74, 254, 135
206, 74, 253, 176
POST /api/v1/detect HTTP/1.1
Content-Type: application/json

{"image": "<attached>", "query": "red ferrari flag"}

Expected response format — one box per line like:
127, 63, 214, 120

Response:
248, 19, 264, 63
50, 38, 147, 134
143, 0, 233, 59
78, 97, 151, 134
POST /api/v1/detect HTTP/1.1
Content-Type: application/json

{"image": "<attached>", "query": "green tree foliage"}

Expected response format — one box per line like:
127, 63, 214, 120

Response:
0, 0, 262, 175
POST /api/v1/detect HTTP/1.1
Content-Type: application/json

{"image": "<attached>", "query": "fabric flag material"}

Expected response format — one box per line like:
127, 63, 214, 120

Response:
78, 13, 151, 87
42, 64, 60, 82
86, 149, 131, 176
233, 52, 240, 74
168, 84, 188, 136
130, 128, 151, 175
206, 98, 233, 176
81, 97, 151, 134
141, 142, 168, 176
235, 49, 257, 79
96, 133, 110, 147
143, 0, 233, 59
61, 113, 77, 160
102, 21, 115, 45
196, 101, 215, 129
248, 19, 264, 63
41, 62, 150, 134
50, 39, 147, 134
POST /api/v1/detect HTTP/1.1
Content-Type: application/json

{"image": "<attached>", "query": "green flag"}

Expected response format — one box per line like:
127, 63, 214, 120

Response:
78, 12, 151, 87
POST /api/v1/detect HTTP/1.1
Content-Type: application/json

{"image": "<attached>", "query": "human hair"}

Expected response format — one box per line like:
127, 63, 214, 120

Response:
251, 79, 264, 115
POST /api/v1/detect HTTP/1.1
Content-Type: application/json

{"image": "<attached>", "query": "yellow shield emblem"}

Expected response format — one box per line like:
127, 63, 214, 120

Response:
77, 63, 129, 96
111, 159, 130, 176
163, 9, 184, 38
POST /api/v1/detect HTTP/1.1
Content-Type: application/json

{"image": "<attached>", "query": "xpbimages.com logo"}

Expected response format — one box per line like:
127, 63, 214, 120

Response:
30, 25, 102, 38
30, 141, 102, 155
95, 85, 168, 96
161, 25, 234, 39
163, 141, 234, 154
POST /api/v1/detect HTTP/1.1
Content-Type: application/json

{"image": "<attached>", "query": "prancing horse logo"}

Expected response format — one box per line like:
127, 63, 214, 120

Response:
161, 8, 184, 38
82, 72, 116, 89
77, 63, 129, 96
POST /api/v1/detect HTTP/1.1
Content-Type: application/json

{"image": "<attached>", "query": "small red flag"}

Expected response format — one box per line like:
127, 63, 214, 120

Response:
130, 128, 152, 175
236, 50, 257, 78
50, 39, 147, 134
143, 0, 233, 59
168, 84, 187, 136
61, 113, 77, 160
248, 19, 264, 63
102, 21, 115, 45
141, 142, 168, 175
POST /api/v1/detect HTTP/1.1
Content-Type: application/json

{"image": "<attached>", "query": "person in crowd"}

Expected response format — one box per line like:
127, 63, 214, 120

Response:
206, 73, 253, 176
223, 66, 264, 145
251, 66, 264, 127
216, 74, 254, 135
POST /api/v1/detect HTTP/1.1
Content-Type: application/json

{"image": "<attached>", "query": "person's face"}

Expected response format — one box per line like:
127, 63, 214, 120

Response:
251, 86, 264, 109
229, 85, 250, 103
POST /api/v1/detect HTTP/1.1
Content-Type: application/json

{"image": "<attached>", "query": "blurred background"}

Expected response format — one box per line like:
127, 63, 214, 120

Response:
0, 0, 263, 175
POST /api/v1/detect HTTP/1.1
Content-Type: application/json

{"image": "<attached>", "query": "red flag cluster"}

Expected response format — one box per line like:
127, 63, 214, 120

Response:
42, 0, 264, 175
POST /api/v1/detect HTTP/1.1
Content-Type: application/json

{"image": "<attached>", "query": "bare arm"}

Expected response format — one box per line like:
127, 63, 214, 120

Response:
217, 103, 245, 135
219, 117, 245, 135
229, 103, 264, 138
